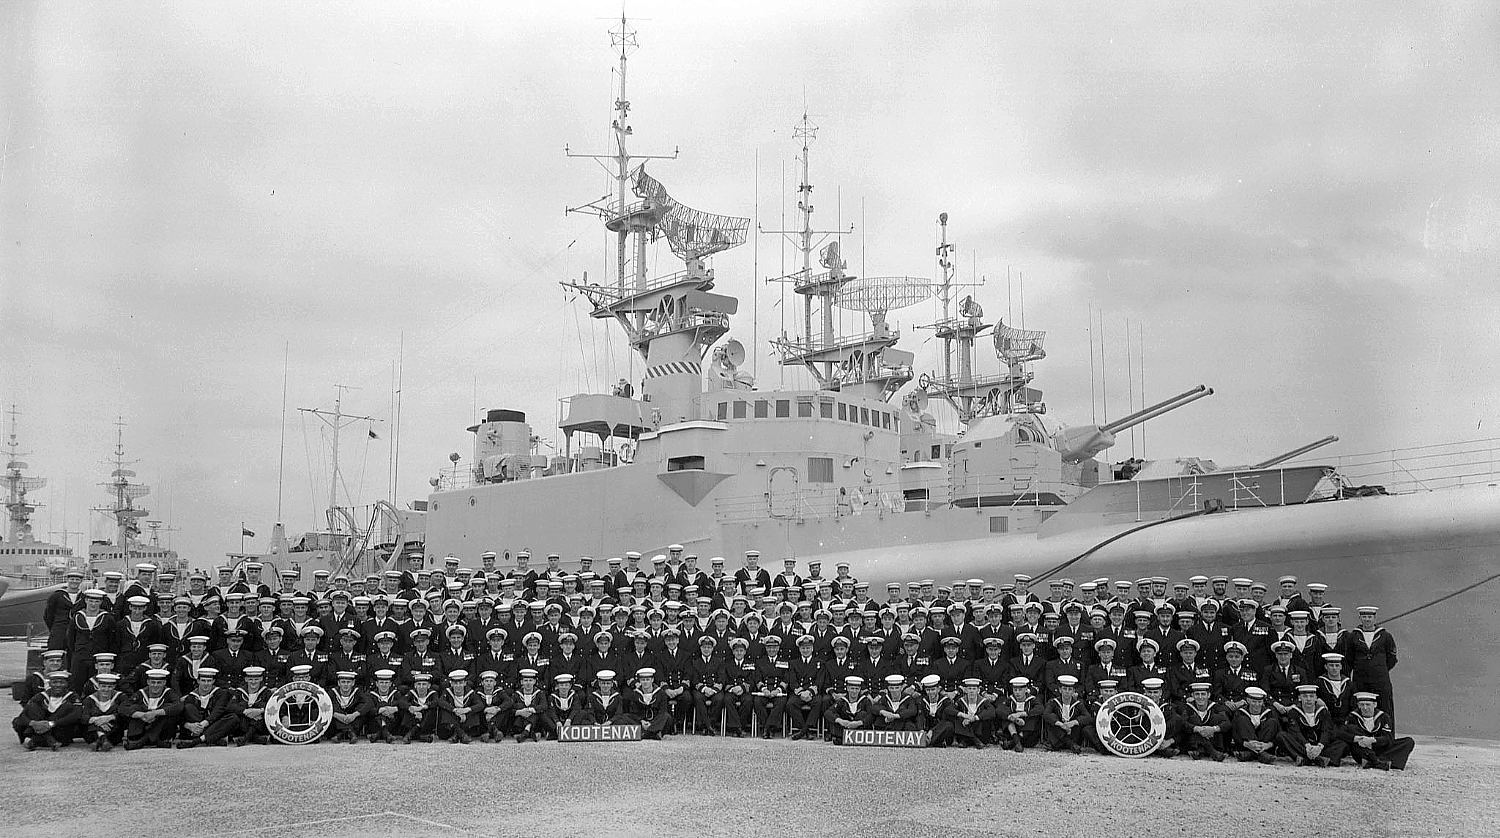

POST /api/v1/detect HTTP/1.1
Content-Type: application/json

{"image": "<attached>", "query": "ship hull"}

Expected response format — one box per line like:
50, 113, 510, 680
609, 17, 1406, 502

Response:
810, 483, 1500, 739
0, 581, 60, 638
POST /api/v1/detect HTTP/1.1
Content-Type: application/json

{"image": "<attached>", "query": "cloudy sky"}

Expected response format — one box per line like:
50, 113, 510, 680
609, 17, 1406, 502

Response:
3, 2, 1497, 566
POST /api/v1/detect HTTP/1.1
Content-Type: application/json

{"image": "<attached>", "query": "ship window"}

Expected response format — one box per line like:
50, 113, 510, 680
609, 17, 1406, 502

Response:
717, 402, 728, 421
808, 457, 834, 483
754, 400, 769, 418
776, 400, 790, 418
820, 398, 834, 418
903, 488, 928, 500
837, 403, 847, 421
797, 401, 813, 418
989, 517, 1009, 533
860, 407, 869, 424
668, 456, 706, 472
881, 412, 891, 430
733, 401, 747, 419
931, 444, 942, 459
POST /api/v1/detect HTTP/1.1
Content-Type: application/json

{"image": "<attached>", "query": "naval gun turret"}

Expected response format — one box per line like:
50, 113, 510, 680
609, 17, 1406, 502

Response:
1052, 385, 1214, 463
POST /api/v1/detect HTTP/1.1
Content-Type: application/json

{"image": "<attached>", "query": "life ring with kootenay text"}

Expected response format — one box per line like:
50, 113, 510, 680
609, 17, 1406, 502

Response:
1095, 691, 1167, 758
264, 680, 334, 745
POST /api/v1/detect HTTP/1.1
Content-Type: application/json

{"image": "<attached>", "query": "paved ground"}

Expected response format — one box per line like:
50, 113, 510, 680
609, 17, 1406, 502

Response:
2, 688, 1497, 838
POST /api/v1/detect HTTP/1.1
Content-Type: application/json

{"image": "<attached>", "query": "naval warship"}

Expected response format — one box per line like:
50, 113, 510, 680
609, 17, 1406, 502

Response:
0, 419, 183, 636
415, 21, 1500, 737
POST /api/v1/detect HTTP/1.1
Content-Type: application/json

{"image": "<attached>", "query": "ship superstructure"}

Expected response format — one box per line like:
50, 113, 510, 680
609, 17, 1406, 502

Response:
423, 19, 1314, 563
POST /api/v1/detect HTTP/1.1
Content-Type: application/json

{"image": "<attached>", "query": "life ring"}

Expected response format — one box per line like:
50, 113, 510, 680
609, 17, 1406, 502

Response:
618, 442, 635, 464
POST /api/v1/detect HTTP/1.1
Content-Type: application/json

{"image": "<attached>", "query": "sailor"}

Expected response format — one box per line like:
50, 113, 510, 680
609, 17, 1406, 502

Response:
1174, 681, 1229, 760
319, 670, 365, 743
825, 675, 872, 744
1348, 605, 1398, 722
13, 671, 81, 751
232, 666, 272, 745
1041, 674, 1085, 754
751, 637, 790, 738
397, 672, 439, 743
1317, 653, 1354, 718
1080, 679, 1119, 755
1344, 691, 1414, 770
971, 636, 1013, 700
1263, 640, 1309, 719
873, 674, 918, 731
177, 667, 234, 748
435, 669, 480, 744
99, 571, 125, 613
628, 667, 672, 739
997, 676, 1041, 752
1275, 683, 1346, 767
1212, 641, 1258, 712
209, 629, 253, 688
1232, 599, 1274, 671
114, 564, 156, 620
540, 673, 583, 737
735, 550, 772, 595
587, 669, 632, 725
1167, 639, 1213, 706
81, 672, 127, 751
1009, 633, 1047, 688
43, 569, 87, 638
1232, 686, 1280, 764
688, 636, 726, 735
916, 674, 953, 747
1042, 636, 1084, 701
1086, 639, 1129, 700
786, 635, 826, 740
115, 595, 162, 674
721, 637, 758, 736
1271, 575, 1310, 615
65, 589, 117, 693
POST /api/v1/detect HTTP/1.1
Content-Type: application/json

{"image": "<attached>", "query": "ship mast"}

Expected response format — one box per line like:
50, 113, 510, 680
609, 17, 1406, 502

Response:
3, 406, 47, 545
918, 213, 1045, 425
96, 417, 151, 569
561, 18, 749, 426
298, 384, 381, 536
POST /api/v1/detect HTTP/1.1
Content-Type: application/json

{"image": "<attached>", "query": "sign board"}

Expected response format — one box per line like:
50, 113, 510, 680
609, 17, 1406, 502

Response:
559, 724, 644, 742
264, 680, 333, 745
843, 729, 931, 748
1095, 691, 1167, 758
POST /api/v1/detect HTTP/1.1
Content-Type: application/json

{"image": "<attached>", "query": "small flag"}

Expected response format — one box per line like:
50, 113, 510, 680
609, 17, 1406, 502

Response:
368, 428, 380, 440
241, 528, 256, 538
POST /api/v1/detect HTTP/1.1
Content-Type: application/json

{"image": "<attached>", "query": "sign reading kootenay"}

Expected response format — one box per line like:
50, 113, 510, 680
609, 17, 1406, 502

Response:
559, 724, 644, 742
843, 730, 930, 747
264, 681, 333, 745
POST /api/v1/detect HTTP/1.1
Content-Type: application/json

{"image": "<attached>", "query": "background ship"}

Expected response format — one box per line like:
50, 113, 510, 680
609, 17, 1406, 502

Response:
0, 418, 183, 636
413, 21, 1500, 737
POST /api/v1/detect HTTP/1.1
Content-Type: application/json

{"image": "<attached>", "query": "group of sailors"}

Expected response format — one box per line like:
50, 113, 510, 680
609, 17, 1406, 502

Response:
13, 546, 1410, 768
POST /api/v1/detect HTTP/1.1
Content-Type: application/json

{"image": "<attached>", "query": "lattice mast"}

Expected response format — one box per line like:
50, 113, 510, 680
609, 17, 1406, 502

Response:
97, 418, 151, 562
561, 18, 749, 424
764, 112, 855, 385
3, 406, 47, 544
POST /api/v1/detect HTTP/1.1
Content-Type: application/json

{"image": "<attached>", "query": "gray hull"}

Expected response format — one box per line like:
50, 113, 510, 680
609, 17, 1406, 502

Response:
812, 483, 1500, 738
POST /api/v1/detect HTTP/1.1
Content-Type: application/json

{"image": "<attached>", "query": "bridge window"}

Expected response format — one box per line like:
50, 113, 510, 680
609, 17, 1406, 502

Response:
733, 401, 747, 419
860, 407, 870, 424
754, 400, 768, 418
717, 402, 728, 421
797, 400, 814, 418
668, 456, 706, 472
808, 457, 834, 483
820, 398, 834, 419
880, 412, 891, 430
838, 403, 847, 421
776, 400, 790, 418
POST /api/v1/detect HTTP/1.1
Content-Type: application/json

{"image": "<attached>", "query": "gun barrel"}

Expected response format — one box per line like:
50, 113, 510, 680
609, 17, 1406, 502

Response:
1100, 385, 1213, 434
1250, 435, 1340, 469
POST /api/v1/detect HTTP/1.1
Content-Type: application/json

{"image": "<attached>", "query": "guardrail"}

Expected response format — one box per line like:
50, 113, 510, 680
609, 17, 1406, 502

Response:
1327, 437, 1500, 493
